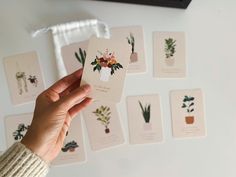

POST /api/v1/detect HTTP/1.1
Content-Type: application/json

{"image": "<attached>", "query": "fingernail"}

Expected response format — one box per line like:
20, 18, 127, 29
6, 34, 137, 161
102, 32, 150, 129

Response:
82, 84, 91, 93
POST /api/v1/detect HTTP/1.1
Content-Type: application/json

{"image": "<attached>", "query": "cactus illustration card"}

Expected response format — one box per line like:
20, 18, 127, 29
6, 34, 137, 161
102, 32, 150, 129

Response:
153, 32, 186, 78
126, 94, 163, 144
111, 26, 146, 74
4, 113, 33, 147
3, 51, 45, 105
53, 116, 86, 165
82, 101, 124, 151
170, 89, 206, 138
61, 40, 89, 74
81, 36, 130, 102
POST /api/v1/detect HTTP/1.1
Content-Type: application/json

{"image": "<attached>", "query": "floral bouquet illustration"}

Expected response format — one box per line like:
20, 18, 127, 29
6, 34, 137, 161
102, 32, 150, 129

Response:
61, 140, 79, 152
181, 95, 195, 124
92, 105, 111, 134
139, 101, 152, 131
91, 49, 123, 82
13, 123, 29, 141
164, 38, 176, 66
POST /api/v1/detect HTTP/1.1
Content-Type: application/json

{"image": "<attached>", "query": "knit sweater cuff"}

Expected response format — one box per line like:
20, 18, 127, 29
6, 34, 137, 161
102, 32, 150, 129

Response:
0, 142, 49, 177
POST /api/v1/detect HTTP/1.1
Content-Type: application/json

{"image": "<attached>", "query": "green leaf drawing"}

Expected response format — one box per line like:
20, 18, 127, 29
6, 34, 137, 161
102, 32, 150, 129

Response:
164, 38, 176, 59
139, 101, 151, 123
75, 48, 86, 67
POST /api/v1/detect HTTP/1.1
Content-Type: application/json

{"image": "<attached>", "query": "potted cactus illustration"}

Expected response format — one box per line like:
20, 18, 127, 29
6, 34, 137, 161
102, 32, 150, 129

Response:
92, 105, 111, 134
61, 140, 79, 152
13, 124, 29, 140
75, 48, 86, 67
164, 38, 176, 66
181, 95, 195, 124
91, 49, 123, 82
139, 101, 152, 131
127, 33, 138, 63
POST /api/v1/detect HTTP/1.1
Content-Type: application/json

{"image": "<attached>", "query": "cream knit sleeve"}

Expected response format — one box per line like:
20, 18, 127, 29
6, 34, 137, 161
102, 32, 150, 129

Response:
0, 142, 49, 177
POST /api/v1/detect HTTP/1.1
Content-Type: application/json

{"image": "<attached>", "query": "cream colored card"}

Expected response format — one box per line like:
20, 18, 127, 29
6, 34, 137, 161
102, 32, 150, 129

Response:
61, 40, 89, 74
111, 26, 146, 73
4, 51, 45, 105
127, 95, 163, 144
153, 32, 186, 78
82, 101, 124, 151
5, 113, 33, 147
81, 36, 130, 102
170, 89, 206, 138
52, 116, 86, 165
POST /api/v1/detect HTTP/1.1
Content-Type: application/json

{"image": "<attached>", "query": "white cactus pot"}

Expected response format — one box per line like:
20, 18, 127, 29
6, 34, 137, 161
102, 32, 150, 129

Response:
143, 123, 152, 131
100, 67, 111, 82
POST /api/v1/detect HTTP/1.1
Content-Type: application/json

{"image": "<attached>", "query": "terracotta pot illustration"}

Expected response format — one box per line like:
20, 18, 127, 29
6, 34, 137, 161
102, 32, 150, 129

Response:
100, 67, 111, 82
143, 123, 152, 131
105, 127, 110, 134
185, 116, 194, 124
130, 52, 138, 63
165, 57, 175, 66
69, 148, 75, 152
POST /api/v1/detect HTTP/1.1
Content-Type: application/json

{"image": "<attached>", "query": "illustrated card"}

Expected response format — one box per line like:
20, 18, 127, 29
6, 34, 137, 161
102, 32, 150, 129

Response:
153, 32, 186, 78
81, 35, 130, 102
126, 94, 163, 144
170, 89, 206, 138
82, 101, 125, 151
5, 113, 33, 147
4, 51, 45, 105
111, 26, 146, 73
53, 116, 86, 165
61, 40, 89, 74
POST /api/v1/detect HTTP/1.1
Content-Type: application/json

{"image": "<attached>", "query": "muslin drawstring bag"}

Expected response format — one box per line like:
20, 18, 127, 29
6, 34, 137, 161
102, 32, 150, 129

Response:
32, 19, 110, 78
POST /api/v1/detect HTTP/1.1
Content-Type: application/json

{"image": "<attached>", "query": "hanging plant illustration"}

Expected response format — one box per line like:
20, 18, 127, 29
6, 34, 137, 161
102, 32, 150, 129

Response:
61, 140, 79, 152
181, 95, 195, 124
139, 101, 152, 131
127, 33, 138, 63
75, 48, 86, 67
91, 49, 123, 82
92, 105, 111, 134
28, 75, 38, 87
164, 38, 176, 66
16, 72, 28, 95
13, 123, 29, 140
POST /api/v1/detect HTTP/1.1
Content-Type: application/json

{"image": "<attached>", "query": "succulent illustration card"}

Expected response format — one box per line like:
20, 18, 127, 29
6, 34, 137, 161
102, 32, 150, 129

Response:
126, 94, 163, 144
4, 113, 33, 147
82, 101, 124, 151
61, 40, 89, 74
111, 26, 146, 73
81, 36, 130, 102
153, 32, 186, 78
52, 116, 86, 165
4, 51, 45, 105
170, 89, 206, 138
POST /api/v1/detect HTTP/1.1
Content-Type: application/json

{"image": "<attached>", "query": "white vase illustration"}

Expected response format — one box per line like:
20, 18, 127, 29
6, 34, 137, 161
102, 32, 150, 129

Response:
165, 57, 175, 66
143, 123, 152, 131
100, 67, 111, 82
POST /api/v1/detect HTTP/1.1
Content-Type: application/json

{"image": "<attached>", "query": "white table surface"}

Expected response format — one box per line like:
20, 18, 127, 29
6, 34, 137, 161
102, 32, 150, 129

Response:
1, 0, 236, 177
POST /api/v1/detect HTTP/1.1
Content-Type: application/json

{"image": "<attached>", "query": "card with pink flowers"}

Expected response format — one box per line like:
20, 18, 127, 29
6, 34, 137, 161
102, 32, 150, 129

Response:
81, 35, 130, 102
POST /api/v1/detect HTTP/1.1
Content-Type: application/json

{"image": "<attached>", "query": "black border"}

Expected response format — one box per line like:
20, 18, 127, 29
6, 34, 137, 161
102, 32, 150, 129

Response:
94, 0, 192, 9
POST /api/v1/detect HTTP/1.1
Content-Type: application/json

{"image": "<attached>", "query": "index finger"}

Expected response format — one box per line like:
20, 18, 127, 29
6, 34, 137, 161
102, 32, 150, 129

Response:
48, 69, 83, 94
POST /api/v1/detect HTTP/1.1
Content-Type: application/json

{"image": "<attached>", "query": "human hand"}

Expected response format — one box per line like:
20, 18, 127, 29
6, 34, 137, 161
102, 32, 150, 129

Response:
21, 69, 92, 163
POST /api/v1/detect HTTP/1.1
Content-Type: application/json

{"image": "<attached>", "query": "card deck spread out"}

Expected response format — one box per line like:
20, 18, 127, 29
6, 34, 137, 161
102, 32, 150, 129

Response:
53, 116, 86, 165
153, 32, 186, 78
170, 89, 206, 138
82, 100, 124, 151
127, 94, 163, 144
3, 51, 45, 105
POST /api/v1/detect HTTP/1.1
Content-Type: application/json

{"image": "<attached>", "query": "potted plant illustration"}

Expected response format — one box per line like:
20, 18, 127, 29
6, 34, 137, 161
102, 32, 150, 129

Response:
13, 124, 29, 140
181, 95, 195, 124
164, 38, 176, 66
127, 33, 138, 63
75, 48, 86, 67
139, 101, 152, 131
61, 140, 79, 152
91, 49, 123, 82
92, 105, 111, 134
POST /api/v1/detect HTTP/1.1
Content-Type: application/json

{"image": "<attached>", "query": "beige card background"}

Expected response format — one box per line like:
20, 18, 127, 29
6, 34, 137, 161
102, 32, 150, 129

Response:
4, 51, 45, 105
153, 32, 186, 78
61, 40, 89, 74
111, 26, 146, 73
81, 35, 130, 102
82, 101, 124, 151
127, 95, 163, 144
5, 113, 33, 147
170, 89, 206, 138
53, 116, 86, 165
